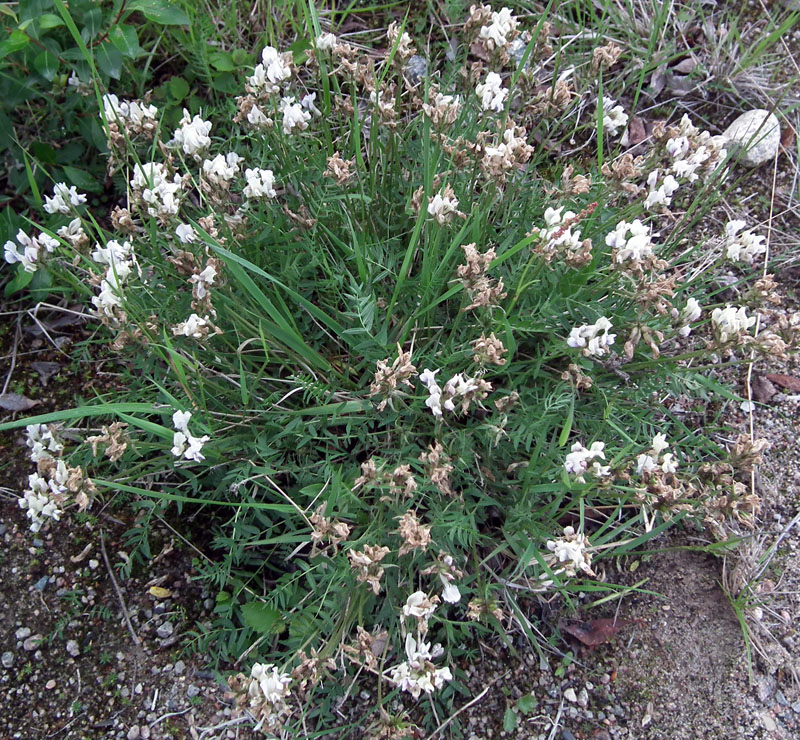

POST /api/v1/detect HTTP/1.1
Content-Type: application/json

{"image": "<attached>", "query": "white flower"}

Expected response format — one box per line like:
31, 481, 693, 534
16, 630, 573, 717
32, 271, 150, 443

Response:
57, 218, 87, 248
427, 191, 460, 225
711, 305, 756, 343
315, 32, 337, 51
19, 473, 63, 532
644, 170, 680, 210
4, 230, 40, 273
387, 634, 452, 699
661, 453, 678, 474
26, 424, 64, 463
636, 453, 657, 475
170, 409, 209, 463
606, 219, 653, 263
678, 297, 702, 336
440, 577, 461, 604
419, 368, 443, 417
172, 109, 212, 157
599, 96, 628, 137
403, 591, 438, 621
189, 265, 217, 299
545, 526, 594, 577
564, 441, 607, 482
130, 162, 183, 218
300, 93, 322, 117
724, 220, 766, 265
173, 313, 210, 339
44, 182, 87, 214
101, 94, 158, 129
246, 102, 272, 128
250, 663, 292, 704
476, 71, 507, 112
249, 46, 292, 94
202, 152, 243, 186
278, 96, 311, 135
243, 168, 277, 200
175, 224, 196, 244
652, 433, 669, 456
567, 317, 615, 357
479, 7, 518, 49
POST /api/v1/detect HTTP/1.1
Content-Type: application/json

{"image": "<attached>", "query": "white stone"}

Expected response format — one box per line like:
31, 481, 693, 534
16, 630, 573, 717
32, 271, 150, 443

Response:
564, 687, 578, 703
723, 109, 781, 167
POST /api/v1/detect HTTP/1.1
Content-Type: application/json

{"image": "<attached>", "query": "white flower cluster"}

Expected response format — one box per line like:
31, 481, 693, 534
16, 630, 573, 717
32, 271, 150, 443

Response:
172, 108, 212, 158
43, 182, 87, 215
643, 169, 680, 210
387, 633, 453, 699
724, 220, 766, 265
172, 313, 212, 339
567, 316, 616, 357
636, 432, 677, 475
564, 440, 609, 482
57, 218, 88, 249
605, 219, 654, 264
599, 96, 628, 137
175, 223, 196, 244
4, 228, 58, 273
249, 46, 292, 95
102, 94, 157, 127
675, 297, 702, 337
315, 32, 337, 51
427, 190, 460, 225
243, 168, 277, 200
666, 114, 727, 184
202, 152, 244, 188
545, 526, 594, 578
171, 410, 210, 463
476, 71, 507, 112
26, 424, 64, 463
537, 207, 583, 255
403, 591, 439, 625
711, 304, 756, 344
19, 470, 65, 533
91, 239, 138, 319
130, 162, 183, 218
245, 663, 293, 732
418, 368, 488, 417
189, 264, 217, 300
279, 96, 311, 135
479, 6, 518, 49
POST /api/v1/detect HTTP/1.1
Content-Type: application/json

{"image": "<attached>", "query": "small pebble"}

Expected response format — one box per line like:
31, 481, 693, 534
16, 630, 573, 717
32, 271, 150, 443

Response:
15, 627, 31, 641
156, 621, 174, 639
66, 640, 80, 658
0, 523, 7, 536
564, 687, 578, 703
577, 688, 589, 709
33, 576, 49, 591
46, 679, 56, 689
89, 559, 99, 570
173, 660, 186, 675
33, 538, 44, 548
187, 684, 201, 698
127, 726, 140, 740
23, 635, 43, 652
1, 652, 14, 668
791, 701, 800, 714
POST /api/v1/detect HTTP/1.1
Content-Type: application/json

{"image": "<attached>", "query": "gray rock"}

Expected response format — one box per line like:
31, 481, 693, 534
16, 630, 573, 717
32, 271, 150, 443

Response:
186, 684, 201, 698
0, 523, 7, 536
33, 576, 49, 591
23, 634, 43, 651
564, 687, 578, 703
405, 55, 427, 85
792, 701, 800, 714
156, 621, 174, 639
127, 726, 140, 740
15, 627, 31, 640
65, 640, 80, 658
723, 109, 781, 167
577, 688, 589, 709
33, 538, 44, 548
173, 660, 186, 675
1, 651, 14, 668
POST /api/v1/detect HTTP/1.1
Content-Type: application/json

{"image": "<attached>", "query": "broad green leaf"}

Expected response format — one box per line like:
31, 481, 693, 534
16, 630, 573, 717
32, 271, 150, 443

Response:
39, 13, 63, 29
62, 165, 102, 193
4, 265, 34, 297
503, 708, 517, 732
33, 49, 59, 80
96, 41, 122, 79
31, 141, 57, 165
109, 24, 142, 58
240, 602, 282, 633
208, 50, 234, 72
167, 75, 189, 100
210, 72, 236, 93
126, 0, 190, 26
0, 30, 31, 60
